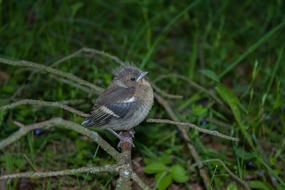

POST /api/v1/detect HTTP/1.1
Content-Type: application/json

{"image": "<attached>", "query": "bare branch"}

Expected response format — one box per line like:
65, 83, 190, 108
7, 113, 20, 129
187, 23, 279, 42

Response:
80, 48, 126, 66
49, 75, 93, 94
116, 164, 132, 190
0, 163, 151, 190
154, 93, 210, 189
0, 99, 90, 117
50, 47, 126, 68
131, 172, 151, 190
207, 117, 231, 128
52, 48, 87, 67
116, 131, 133, 190
0, 57, 104, 94
0, 164, 119, 180
147, 118, 239, 142
0, 118, 121, 161
154, 74, 223, 106
151, 82, 183, 99
55, 99, 85, 105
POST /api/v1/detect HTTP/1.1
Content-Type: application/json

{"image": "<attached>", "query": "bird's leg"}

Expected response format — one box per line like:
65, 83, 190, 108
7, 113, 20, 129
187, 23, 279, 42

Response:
118, 130, 135, 149
107, 129, 135, 148
107, 129, 122, 140
128, 129, 135, 138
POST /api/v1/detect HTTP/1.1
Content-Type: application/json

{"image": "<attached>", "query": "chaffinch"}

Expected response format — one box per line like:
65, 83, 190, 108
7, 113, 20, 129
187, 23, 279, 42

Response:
82, 65, 154, 133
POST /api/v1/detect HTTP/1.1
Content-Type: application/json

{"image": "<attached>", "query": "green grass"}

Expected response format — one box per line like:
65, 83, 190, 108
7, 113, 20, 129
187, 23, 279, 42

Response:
1, 0, 285, 189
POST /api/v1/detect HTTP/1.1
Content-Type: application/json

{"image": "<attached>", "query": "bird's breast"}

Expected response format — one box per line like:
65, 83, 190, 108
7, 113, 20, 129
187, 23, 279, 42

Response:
131, 85, 154, 125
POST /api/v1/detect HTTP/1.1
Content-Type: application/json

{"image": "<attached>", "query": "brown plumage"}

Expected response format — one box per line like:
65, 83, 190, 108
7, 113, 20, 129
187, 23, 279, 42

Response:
82, 65, 153, 131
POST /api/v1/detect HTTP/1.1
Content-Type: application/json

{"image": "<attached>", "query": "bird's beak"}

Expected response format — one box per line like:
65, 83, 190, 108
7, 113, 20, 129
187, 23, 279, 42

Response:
137, 71, 148, 81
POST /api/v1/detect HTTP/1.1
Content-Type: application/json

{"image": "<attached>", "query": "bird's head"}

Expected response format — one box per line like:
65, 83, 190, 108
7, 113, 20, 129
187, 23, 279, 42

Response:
113, 66, 149, 88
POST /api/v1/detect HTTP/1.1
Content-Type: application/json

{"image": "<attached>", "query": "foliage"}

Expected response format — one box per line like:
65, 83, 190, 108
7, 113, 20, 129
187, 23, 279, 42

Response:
1, 0, 285, 189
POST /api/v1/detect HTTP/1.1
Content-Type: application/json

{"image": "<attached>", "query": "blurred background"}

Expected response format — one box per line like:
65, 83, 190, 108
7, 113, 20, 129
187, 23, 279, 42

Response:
0, 0, 285, 189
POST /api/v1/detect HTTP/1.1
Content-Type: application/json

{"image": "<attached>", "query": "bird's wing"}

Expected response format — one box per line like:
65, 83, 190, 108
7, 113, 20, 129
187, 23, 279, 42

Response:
82, 86, 137, 127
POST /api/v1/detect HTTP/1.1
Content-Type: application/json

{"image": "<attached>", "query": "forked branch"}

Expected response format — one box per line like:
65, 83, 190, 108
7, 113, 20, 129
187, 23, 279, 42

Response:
0, 118, 121, 161
0, 164, 119, 180
0, 57, 103, 94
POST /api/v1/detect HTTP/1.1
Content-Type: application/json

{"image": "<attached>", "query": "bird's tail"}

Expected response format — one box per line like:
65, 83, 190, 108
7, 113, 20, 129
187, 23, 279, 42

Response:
81, 117, 95, 127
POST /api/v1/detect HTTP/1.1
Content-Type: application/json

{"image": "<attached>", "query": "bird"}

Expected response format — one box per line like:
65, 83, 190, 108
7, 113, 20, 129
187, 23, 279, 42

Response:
82, 65, 154, 141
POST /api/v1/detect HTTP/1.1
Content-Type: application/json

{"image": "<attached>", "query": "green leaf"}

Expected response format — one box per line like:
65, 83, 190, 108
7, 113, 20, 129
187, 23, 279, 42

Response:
192, 104, 208, 117
227, 182, 238, 190
155, 172, 173, 190
156, 154, 172, 165
200, 69, 220, 82
144, 163, 167, 174
249, 180, 272, 190
215, 84, 241, 125
170, 165, 189, 183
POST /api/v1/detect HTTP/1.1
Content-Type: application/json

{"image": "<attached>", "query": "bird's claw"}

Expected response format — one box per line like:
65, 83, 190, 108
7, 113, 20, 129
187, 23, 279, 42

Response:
117, 131, 135, 149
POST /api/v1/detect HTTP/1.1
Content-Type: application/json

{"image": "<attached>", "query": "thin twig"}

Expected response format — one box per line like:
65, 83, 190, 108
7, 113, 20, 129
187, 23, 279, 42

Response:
0, 118, 121, 161
0, 163, 151, 190
0, 99, 90, 117
51, 47, 127, 67
51, 48, 87, 67
147, 119, 239, 142
80, 47, 126, 66
151, 82, 183, 99
0, 164, 119, 180
189, 159, 250, 190
131, 172, 151, 190
0, 57, 104, 94
154, 93, 210, 190
207, 118, 231, 128
50, 47, 127, 68
55, 99, 85, 105
0, 49, 127, 100
9, 48, 91, 100
153, 74, 224, 106
49, 75, 93, 94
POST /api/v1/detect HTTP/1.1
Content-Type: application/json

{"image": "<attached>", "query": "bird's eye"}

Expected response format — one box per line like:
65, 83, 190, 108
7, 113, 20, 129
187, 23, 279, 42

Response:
130, 77, 136, 81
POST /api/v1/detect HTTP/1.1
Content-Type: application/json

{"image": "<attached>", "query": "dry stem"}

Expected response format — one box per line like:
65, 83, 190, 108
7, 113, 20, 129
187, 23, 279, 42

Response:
151, 82, 183, 99
116, 131, 134, 190
0, 57, 103, 94
147, 118, 239, 142
0, 118, 121, 161
0, 99, 90, 117
0, 164, 119, 180
154, 74, 223, 106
